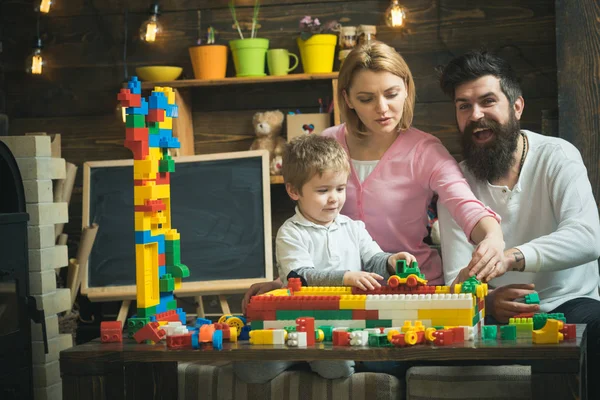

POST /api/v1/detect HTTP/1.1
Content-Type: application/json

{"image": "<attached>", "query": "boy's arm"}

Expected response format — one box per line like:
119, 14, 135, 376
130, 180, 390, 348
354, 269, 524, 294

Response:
276, 224, 346, 286
354, 220, 393, 278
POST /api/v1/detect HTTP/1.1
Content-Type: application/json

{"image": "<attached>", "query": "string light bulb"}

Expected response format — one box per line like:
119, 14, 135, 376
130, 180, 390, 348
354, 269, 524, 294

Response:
385, 0, 406, 28
140, 3, 162, 43
26, 38, 44, 75
39, 0, 52, 13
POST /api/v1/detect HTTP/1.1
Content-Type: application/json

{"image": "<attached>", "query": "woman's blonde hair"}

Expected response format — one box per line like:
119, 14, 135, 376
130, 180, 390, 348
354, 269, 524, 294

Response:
282, 134, 350, 194
338, 41, 416, 136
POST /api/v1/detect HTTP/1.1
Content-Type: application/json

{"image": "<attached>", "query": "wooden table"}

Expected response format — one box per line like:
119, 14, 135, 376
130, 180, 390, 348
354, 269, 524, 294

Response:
60, 324, 587, 400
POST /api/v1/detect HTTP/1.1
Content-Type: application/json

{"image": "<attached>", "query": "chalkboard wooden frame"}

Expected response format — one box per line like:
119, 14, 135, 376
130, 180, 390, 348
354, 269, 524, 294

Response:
81, 150, 273, 302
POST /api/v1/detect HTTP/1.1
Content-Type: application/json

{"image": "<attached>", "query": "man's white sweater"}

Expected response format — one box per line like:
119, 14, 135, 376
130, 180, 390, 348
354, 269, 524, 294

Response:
439, 130, 600, 312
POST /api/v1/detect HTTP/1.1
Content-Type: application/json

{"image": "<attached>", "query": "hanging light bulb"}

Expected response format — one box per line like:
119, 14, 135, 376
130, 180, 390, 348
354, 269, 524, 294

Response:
385, 0, 406, 28
26, 38, 44, 75
140, 3, 161, 43
39, 0, 52, 13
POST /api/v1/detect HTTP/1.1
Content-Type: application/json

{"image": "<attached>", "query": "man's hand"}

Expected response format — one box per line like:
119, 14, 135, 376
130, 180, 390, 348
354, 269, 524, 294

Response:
343, 271, 384, 291
242, 278, 284, 314
466, 236, 506, 282
486, 283, 540, 323
387, 252, 417, 275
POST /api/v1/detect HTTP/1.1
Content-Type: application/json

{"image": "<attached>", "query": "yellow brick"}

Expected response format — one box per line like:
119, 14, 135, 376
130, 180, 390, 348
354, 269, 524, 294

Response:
149, 147, 163, 159
296, 286, 352, 296
158, 116, 173, 130
165, 229, 180, 241
339, 295, 366, 309
263, 288, 290, 296
435, 286, 450, 294
135, 212, 153, 231
134, 158, 159, 180
136, 243, 159, 308
134, 183, 171, 205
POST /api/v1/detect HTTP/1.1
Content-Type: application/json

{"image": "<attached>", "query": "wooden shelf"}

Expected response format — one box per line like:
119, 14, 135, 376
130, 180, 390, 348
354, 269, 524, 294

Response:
147, 73, 341, 159
270, 175, 284, 184
140, 73, 339, 90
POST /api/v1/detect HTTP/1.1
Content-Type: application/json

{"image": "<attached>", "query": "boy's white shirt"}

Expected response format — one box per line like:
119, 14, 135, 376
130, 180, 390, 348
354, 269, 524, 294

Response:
276, 206, 391, 285
439, 130, 600, 312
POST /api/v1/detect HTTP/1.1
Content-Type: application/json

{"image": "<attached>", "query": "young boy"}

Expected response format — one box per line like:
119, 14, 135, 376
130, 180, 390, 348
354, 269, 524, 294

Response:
233, 135, 416, 384
277, 134, 416, 290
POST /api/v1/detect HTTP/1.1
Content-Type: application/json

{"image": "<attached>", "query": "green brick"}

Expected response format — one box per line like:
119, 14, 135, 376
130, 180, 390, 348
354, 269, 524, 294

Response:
524, 293, 540, 305
251, 320, 264, 330
136, 306, 157, 318
165, 240, 189, 278
159, 156, 175, 173
148, 123, 160, 134
159, 274, 175, 292
482, 325, 497, 340
533, 313, 566, 330
500, 325, 517, 340
166, 263, 189, 278
317, 325, 333, 342
126, 114, 146, 128
276, 310, 310, 320
127, 317, 151, 337
368, 333, 391, 347
167, 300, 178, 311
366, 320, 392, 328
284, 325, 296, 332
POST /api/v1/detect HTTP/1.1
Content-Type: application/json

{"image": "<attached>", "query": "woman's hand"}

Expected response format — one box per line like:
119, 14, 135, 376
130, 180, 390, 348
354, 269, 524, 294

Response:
486, 284, 540, 323
343, 271, 384, 291
387, 252, 418, 275
242, 278, 284, 314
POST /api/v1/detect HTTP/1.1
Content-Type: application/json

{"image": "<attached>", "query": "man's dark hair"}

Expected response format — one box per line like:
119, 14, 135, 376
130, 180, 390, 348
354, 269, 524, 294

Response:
439, 50, 522, 105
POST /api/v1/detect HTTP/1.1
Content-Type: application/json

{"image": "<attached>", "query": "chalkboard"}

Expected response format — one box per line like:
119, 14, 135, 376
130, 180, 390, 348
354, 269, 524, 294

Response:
81, 150, 273, 301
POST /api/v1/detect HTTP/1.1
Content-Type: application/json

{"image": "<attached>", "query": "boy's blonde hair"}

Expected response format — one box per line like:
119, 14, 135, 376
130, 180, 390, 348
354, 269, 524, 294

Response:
282, 134, 350, 193
338, 41, 416, 137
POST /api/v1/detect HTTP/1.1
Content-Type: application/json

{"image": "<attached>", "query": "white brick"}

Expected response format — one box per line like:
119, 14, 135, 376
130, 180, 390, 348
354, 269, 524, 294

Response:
0, 135, 51, 157
32, 360, 61, 388
29, 245, 68, 271
16, 157, 66, 180
26, 202, 68, 225
29, 270, 58, 295
31, 315, 59, 341
33, 288, 71, 315
32, 333, 73, 363
23, 180, 54, 203
33, 382, 62, 400
28, 224, 56, 249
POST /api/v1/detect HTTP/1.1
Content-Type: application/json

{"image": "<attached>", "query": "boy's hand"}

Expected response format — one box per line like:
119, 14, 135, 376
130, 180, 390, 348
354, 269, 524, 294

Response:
343, 271, 383, 291
387, 252, 417, 275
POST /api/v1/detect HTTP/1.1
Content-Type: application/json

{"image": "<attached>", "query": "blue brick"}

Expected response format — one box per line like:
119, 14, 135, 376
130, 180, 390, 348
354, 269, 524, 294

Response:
127, 98, 148, 115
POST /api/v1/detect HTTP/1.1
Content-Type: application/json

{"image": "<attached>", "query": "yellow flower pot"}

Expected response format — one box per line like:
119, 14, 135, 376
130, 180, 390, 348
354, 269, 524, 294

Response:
297, 34, 337, 73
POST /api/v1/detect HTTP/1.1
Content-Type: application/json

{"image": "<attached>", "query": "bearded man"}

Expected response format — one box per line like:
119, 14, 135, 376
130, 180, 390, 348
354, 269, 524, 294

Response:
437, 50, 600, 399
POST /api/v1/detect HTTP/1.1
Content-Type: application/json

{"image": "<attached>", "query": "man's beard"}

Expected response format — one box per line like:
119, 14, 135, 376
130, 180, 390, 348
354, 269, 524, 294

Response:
462, 111, 521, 183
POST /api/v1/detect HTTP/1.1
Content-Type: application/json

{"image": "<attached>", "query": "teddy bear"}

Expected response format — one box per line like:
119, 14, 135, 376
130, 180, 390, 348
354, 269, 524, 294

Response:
250, 110, 286, 175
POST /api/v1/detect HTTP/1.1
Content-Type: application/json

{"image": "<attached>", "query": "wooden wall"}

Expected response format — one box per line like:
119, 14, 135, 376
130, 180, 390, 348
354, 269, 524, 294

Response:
1, 0, 558, 249
556, 1, 600, 205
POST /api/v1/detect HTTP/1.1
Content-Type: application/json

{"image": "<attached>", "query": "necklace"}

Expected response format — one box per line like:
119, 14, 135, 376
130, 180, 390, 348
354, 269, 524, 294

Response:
518, 132, 527, 176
